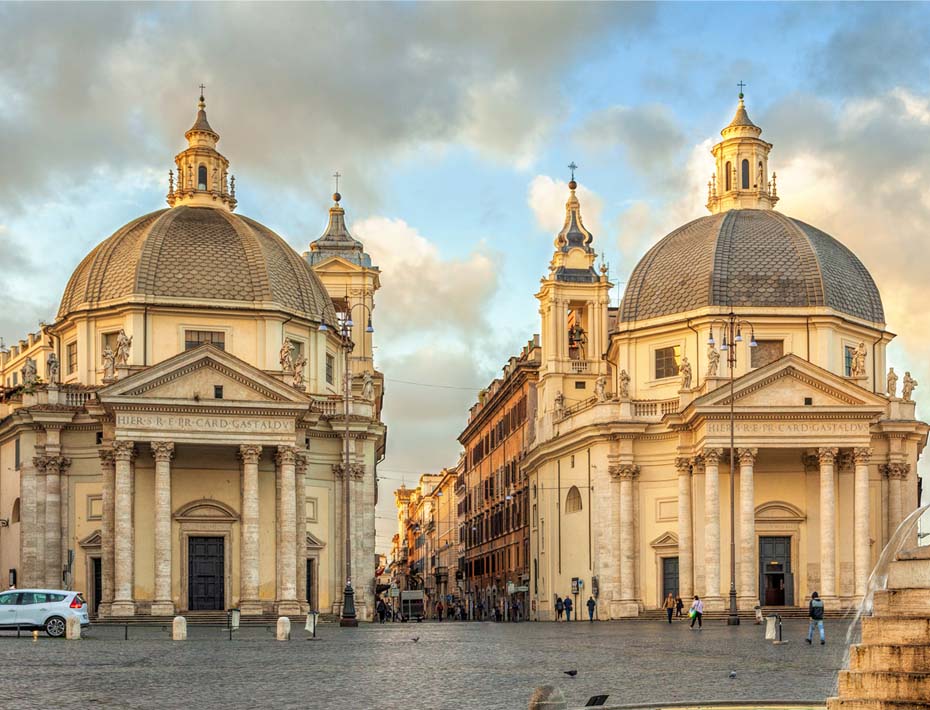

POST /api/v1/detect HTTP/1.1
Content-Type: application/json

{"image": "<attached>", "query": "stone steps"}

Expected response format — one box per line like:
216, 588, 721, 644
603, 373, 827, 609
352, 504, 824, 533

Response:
838, 671, 930, 703
861, 617, 930, 646
873, 589, 930, 618
850, 645, 930, 673
828, 700, 930, 710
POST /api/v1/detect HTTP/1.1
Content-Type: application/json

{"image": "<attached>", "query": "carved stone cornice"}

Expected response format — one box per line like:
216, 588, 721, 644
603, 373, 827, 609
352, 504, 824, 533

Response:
275, 446, 297, 467
150, 441, 175, 463
702, 448, 722, 466
817, 447, 839, 465
737, 448, 758, 466
674, 457, 691, 475
112, 440, 136, 462
238, 444, 262, 465
853, 447, 872, 466
882, 462, 910, 480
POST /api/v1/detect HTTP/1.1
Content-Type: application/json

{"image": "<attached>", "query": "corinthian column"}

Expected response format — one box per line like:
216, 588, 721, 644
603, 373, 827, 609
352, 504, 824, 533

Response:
295, 452, 308, 612
818, 447, 838, 600
617, 464, 639, 617
853, 447, 872, 597
703, 448, 723, 608
44, 456, 70, 588
239, 444, 262, 615
33, 456, 48, 587
150, 441, 175, 615
737, 448, 757, 609
275, 446, 300, 615
98, 448, 116, 617
111, 441, 136, 616
885, 462, 907, 538
675, 458, 693, 600
608, 459, 622, 605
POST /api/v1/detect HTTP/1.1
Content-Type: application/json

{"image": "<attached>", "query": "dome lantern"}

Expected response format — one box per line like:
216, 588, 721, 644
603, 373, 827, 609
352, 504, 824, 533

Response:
167, 88, 237, 212
547, 165, 598, 284
706, 87, 778, 214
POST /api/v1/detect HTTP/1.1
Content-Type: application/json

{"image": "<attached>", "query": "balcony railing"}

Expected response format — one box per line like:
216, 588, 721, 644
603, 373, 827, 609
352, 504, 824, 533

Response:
569, 360, 590, 374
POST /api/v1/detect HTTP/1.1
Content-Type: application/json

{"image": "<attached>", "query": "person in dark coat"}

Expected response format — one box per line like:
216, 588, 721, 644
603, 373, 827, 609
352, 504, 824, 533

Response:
563, 596, 574, 622
555, 596, 564, 621
586, 596, 596, 622
806, 591, 825, 645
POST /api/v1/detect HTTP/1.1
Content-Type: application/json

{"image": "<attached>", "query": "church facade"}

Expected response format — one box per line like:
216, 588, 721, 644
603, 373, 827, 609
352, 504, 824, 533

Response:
526, 96, 927, 619
0, 95, 385, 619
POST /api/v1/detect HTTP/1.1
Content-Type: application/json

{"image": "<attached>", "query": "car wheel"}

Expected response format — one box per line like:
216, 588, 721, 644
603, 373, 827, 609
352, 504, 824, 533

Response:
45, 616, 66, 638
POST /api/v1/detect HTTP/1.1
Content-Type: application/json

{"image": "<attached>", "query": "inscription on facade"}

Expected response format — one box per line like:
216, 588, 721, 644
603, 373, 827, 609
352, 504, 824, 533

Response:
706, 421, 869, 436
116, 413, 294, 434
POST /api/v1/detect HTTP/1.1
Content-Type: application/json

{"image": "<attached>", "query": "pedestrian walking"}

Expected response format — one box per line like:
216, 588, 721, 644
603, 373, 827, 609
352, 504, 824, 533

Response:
664, 593, 675, 624
689, 595, 704, 629
436, 600, 444, 622
376, 598, 387, 624
586, 596, 596, 622
675, 595, 684, 618
477, 600, 484, 620
806, 591, 826, 645
563, 596, 573, 622
555, 596, 564, 621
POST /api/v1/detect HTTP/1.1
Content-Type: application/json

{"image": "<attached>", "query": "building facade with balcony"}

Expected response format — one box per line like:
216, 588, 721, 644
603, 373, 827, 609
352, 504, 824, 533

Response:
0, 94, 386, 620
459, 339, 539, 620
526, 96, 927, 620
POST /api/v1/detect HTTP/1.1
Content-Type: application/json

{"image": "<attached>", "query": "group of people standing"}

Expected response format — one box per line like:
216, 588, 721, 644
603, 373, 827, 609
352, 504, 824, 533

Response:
663, 593, 704, 627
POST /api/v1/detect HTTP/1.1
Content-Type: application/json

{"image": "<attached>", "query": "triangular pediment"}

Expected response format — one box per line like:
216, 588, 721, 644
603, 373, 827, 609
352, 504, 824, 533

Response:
78, 530, 102, 550
650, 531, 679, 549
693, 354, 888, 410
98, 344, 309, 405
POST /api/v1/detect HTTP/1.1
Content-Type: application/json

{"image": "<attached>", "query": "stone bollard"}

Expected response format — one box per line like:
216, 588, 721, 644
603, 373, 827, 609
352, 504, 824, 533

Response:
276, 616, 291, 640
66, 616, 81, 640
528, 686, 566, 710
172, 615, 187, 641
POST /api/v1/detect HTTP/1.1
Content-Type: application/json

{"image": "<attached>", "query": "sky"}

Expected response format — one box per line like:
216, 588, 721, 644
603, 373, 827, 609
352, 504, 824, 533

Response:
2, 2, 929, 553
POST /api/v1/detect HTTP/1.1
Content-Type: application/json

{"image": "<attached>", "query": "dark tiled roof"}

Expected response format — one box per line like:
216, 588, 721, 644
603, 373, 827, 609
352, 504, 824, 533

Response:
58, 206, 336, 324
306, 205, 374, 268
619, 209, 884, 324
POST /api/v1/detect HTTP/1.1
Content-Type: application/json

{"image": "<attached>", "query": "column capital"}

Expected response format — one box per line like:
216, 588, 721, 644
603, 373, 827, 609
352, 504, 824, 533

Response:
674, 457, 691, 475
150, 441, 175, 463
691, 454, 705, 475
882, 462, 910, 480
238, 444, 263, 465
333, 462, 365, 479
44, 456, 71, 475
737, 448, 758, 466
113, 441, 136, 462
837, 450, 855, 472
294, 451, 309, 476
817, 447, 838, 465
98, 447, 115, 467
853, 447, 872, 465
275, 445, 296, 466
702, 448, 723, 466
33, 455, 50, 472
611, 464, 639, 480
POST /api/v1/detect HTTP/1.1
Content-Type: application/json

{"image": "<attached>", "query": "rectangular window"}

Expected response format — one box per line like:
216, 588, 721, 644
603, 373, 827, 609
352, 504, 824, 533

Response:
844, 345, 855, 377
185, 330, 225, 351
654, 345, 681, 380
325, 353, 335, 385
751, 339, 784, 368
214, 385, 224, 399
14, 438, 20, 470
66, 342, 78, 374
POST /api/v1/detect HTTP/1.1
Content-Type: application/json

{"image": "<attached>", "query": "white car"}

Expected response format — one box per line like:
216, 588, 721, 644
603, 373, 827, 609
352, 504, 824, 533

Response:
0, 589, 90, 637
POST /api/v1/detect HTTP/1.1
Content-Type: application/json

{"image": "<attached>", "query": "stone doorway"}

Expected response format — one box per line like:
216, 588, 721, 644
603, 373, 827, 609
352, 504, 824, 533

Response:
662, 556, 679, 599
759, 535, 794, 606
188, 537, 225, 611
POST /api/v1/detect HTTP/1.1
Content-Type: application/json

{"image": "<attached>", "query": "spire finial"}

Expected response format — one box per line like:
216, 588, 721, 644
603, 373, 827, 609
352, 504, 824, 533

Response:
568, 161, 578, 190
198, 83, 206, 109
737, 80, 746, 100
332, 171, 342, 203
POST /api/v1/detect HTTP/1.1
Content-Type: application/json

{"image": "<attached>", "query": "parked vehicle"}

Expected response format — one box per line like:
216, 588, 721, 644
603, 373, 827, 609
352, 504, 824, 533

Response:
0, 589, 90, 637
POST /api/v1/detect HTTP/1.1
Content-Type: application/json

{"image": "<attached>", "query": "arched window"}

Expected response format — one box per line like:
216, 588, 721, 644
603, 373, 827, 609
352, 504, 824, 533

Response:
11, 498, 20, 524
198, 165, 208, 190
758, 161, 764, 189
725, 162, 732, 191
741, 159, 750, 189
565, 485, 582, 514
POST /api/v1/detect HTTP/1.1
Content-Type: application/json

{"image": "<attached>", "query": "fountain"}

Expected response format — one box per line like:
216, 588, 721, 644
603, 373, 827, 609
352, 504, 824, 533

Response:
828, 504, 930, 710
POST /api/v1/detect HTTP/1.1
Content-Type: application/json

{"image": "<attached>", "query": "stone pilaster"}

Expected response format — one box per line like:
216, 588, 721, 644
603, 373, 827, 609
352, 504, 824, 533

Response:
275, 446, 300, 615
239, 444, 263, 614
111, 441, 136, 616
296, 452, 308, 613
737, 448, 757, 609
98, 448, 115, 616
703, 448, 723, 610
853, 447, 872, 597
818, 447, 839, 601
608, 459, 622, 607
616, 464, 639, 617
150, 441, 175, 616
19, 458, 38, 586
675, 458, 693, 600
44, 456, 70, 588
33, 456, 47, 589
691, 455, 705, 595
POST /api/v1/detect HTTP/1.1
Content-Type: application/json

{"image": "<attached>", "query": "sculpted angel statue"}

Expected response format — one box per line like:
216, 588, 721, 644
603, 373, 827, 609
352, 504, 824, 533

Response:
362, 372, 374, 401
102, 345, 116, 379
279, 339, 294, 372
291, 353, 307, 389
115, 329, 132, 366
679, 357, 692, 390
594, 376, 607, 402
887, 367, 898, 398
46, 352, 60, 385
21, 357, 37, 387
850, 342, 867, 378
707, 343, 720, 377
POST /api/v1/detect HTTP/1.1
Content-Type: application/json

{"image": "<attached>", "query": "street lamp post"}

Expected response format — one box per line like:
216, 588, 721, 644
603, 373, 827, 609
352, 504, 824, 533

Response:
708, 312, 757, 627
320, 301, 374, 627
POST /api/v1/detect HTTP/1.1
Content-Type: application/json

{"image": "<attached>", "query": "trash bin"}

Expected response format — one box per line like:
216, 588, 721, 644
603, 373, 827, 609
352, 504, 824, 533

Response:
764, 615, 777, 640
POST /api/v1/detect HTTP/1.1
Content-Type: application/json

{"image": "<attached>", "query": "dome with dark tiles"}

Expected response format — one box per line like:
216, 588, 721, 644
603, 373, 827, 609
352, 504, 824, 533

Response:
58, 205, 337, 323
618, 209, 884, 324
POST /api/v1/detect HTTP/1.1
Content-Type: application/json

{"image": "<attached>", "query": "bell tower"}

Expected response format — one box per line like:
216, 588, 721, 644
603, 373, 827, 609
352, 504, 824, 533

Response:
706, 88, 778, 214
166, 88, 237, 211
535, 169, 612, 415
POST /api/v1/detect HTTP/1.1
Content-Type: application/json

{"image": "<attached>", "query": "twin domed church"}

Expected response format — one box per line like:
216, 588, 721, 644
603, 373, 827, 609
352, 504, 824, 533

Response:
0, 94, 384, 619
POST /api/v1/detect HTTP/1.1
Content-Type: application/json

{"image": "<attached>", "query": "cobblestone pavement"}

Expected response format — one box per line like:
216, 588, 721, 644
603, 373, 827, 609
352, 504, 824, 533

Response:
0, 618, 849, 710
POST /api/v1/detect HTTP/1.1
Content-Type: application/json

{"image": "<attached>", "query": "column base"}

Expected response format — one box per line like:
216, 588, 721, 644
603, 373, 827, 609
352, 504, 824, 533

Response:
702, 595, 725, 612
737, 595, 758, 611
239, 600, 264, 616
97, 601, 113, 618
609, 600, 640, 618
275, 599, 301, 616
818, 594, 840, 608
110, 600, 136, 616
150, 600, 175, 616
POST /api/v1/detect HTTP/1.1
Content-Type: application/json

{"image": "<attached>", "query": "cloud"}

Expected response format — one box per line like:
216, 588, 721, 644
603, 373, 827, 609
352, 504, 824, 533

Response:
527, 175, 604, 237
